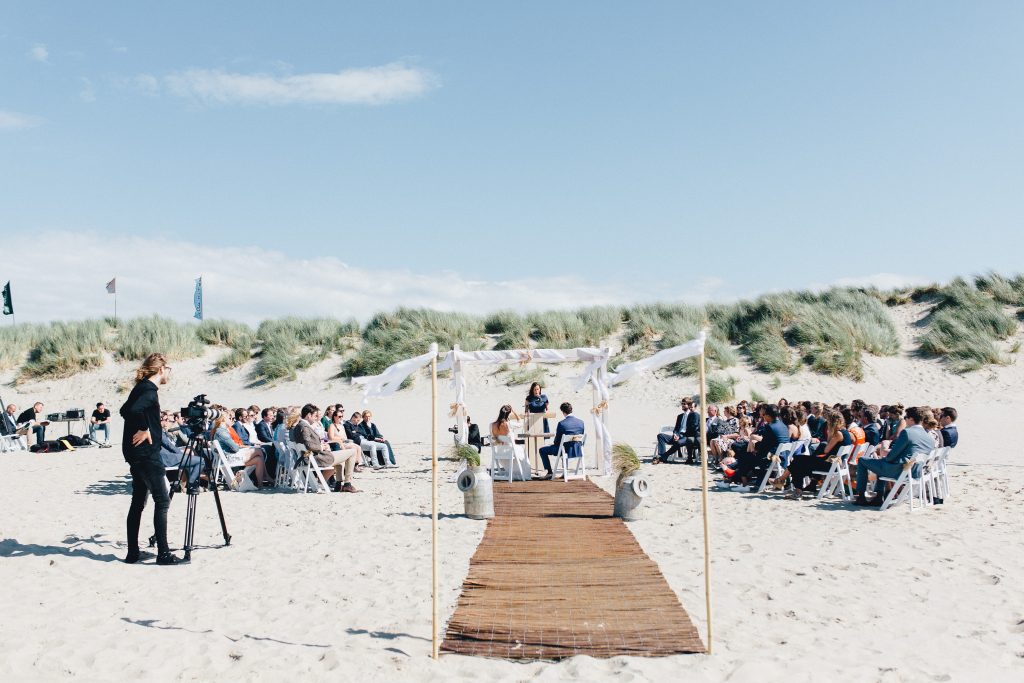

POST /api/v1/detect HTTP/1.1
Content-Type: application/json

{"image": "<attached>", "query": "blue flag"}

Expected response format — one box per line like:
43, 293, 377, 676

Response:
193, 277, 203, 321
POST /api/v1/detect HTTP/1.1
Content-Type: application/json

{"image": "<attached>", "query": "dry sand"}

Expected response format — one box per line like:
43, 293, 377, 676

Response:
1, 313, 1023, 681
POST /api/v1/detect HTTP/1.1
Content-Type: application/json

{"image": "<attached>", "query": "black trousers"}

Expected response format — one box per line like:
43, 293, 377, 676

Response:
126, 458, 171, 555
731, 450, 767, 482
789, 454, 829, 491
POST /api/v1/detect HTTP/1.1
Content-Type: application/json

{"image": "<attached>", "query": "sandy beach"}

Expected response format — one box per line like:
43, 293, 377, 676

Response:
2, 305, 1022, 682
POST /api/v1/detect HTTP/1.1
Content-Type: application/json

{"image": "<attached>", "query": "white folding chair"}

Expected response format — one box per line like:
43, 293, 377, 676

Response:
294, 447, 331, 493
757, 442, 795, 493
489, 437, 526, 482
275, 440, 296, 489
814, 444, 856, 501
1, 434, 28, 452
209, 441, 246, 490
653, 425, 673, 460
552, 435, 587, 481
879, 450, 931, 511
921, 446, 950, 503
932, 446, 951, 500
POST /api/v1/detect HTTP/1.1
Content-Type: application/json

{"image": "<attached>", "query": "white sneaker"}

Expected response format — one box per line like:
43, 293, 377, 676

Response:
734, 485, 752, 493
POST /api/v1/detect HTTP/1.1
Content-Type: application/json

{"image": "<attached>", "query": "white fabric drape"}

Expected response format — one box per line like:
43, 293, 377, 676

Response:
607, 332, 706, 387
353, 344, 438, 404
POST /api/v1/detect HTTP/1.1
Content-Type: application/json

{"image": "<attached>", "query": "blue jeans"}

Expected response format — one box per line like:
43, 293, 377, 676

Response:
856, 459, 906, 496
32, 425, 45, 446
90, 423, 110, 443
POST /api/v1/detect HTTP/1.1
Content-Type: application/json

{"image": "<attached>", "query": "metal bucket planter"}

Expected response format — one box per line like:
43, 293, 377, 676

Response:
457, 465, 495, 519
613, 474, 650, 521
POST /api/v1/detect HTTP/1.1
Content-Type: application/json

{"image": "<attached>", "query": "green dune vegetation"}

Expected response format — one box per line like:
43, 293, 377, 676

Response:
2, 275, 1021, 387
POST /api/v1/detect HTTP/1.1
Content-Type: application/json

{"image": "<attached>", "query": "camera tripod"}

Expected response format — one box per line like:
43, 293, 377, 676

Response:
149, 430, 231, 561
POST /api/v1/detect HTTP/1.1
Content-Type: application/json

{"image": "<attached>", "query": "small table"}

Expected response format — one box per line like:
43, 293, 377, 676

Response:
518, 433, 555, 474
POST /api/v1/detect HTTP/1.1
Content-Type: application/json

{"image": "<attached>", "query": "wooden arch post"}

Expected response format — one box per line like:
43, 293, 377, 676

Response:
697, 346, 713, 653
430, 342, 439, 660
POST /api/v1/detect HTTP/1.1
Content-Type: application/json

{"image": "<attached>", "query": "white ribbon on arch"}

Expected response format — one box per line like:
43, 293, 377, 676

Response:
607, 331, 706, 387
353, 344, 439, 404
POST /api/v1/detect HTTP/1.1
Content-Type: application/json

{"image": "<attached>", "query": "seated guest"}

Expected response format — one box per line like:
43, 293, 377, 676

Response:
213, 414, 270, 486
808, 402, 827, 441
853, 406, 933, 506
780, 406, 800, 441
776, 410, 850, 497
538, 402, 585, 480
360, 410, 396, 467
89, 402, 112, 443
795, 407, 812, 443
273, 408, 292, 444
885, 403, 906, 442
173, 412, 192, 440
843, 408, 865, 446
654, 398, 699, 464
345, 410, 389, 468
292, 404, 358, 493
159, 412, 201, 487
232, 408, 252, 446
724, 404, 789, 488
921, 408, 944, 448
861, 408, 882, 447
709, 405, 740, 462
17, 402, 47, 447
255, 407, 279, 478
1, 403, 23, 438
320, 405, 337, 432
326, 411, 363, 478
717, 414, 752, 472
939, 407, 959, 448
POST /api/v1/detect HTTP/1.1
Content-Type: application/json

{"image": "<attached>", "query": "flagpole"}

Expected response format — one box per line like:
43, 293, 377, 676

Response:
698, 347, 713, 654
114, 276, 118, 326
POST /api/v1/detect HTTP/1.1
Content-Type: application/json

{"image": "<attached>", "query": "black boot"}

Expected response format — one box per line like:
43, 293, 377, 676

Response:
156, 551, 185, 565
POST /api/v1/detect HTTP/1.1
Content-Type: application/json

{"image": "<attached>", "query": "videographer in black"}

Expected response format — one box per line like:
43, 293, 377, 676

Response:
120, 353, 182, 565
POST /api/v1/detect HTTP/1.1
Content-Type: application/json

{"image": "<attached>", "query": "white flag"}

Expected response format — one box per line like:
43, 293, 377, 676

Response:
106, 278, 116, 294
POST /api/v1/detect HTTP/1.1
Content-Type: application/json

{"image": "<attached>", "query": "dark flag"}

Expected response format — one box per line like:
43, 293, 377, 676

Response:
1, 281, 12, 316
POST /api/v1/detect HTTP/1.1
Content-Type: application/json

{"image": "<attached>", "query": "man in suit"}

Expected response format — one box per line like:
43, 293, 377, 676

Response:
538, 402, 585, 480
939, 407, 959, 448
232, 408, 252, 446
854, 406, 934, 506
255, 408, 278, 476
17, 402, 47, 446
655, 398, 700, 464
1, 403, 20, 437
861, 408, 882, 447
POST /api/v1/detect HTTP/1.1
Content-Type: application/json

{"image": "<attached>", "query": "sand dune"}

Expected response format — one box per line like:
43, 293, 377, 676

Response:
1, 323, 1022, 681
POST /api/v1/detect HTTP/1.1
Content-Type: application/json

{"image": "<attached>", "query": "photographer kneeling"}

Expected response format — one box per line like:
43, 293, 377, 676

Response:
121, 353, 182, 565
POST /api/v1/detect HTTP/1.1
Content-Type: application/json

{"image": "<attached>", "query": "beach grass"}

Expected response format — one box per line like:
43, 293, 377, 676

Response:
916, 278, 1018, 372
17, 320, 110, 382
113, 316, 205, 361
706, 373, 737, 403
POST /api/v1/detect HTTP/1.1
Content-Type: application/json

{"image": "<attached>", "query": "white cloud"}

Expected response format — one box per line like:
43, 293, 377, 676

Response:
133, 74, 160, 96
2, 232, 710, 325
0, 110, 40, 130
28, 43, 48, 62
144, 62, 436, 105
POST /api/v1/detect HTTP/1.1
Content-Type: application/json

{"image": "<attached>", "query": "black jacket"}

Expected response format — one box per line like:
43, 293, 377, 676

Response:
673, 411, 700, 439
119, 380, 162, 463
0, 411, 18, 436
255, 420, 276, 457
343, 421, 365, 444
359, 422, 386, 441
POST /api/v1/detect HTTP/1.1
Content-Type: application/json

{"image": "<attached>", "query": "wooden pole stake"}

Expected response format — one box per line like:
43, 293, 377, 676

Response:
697, 349, 713, 654
430, 343, 439, 660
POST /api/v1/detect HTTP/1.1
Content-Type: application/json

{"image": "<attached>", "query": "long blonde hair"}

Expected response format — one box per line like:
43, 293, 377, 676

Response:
285, 408, 301, 429
134, 353, 167, 383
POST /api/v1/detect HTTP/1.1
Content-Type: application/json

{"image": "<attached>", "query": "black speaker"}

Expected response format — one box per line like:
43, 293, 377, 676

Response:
65, 409, 85, 420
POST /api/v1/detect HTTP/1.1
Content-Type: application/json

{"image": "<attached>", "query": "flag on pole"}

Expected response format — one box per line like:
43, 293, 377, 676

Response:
193, 277, 203, 320
1, 281, 12, 316
106, 277, 117, 294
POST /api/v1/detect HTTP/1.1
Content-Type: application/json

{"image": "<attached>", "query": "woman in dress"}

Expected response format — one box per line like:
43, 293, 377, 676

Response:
776, 410, 851, 497
524, 382, 550, 434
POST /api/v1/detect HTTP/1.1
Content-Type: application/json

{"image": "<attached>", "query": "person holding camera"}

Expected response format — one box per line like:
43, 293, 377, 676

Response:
120, 353, 182, 565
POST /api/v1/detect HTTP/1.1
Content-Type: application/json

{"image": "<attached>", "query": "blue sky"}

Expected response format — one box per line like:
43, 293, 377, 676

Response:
1, 2, 1023, 322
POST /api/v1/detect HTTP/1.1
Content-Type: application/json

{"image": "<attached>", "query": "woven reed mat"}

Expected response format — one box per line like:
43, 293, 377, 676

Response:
441, 479, 705, 659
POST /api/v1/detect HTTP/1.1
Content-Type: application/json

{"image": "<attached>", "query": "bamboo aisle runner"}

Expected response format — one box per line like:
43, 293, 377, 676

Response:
441, 480, 706, 659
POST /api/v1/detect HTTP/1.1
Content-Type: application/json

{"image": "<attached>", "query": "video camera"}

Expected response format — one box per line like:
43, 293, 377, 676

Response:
180, 394, 220, 431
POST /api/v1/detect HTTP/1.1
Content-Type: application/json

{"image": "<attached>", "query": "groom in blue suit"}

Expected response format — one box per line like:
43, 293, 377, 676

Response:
538, 402, 585, 480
